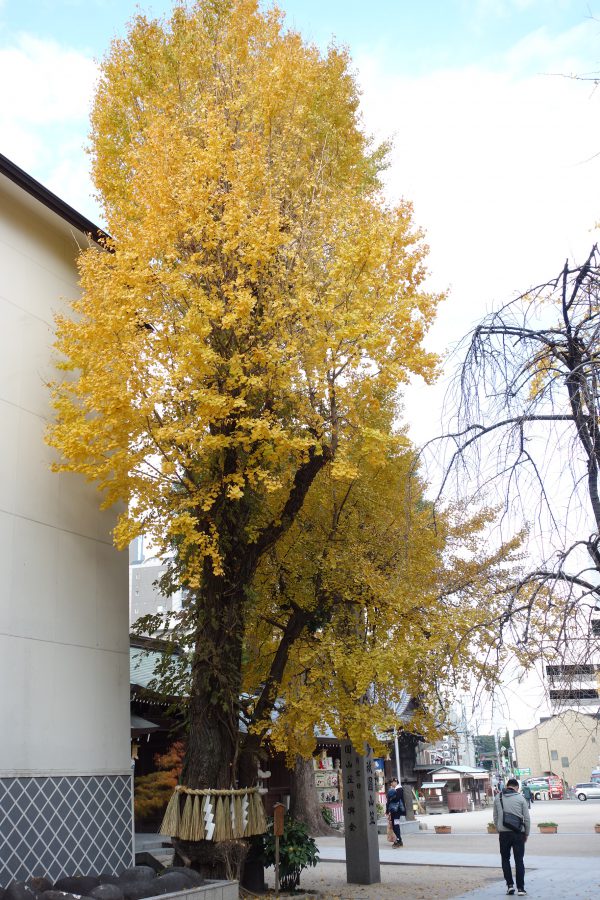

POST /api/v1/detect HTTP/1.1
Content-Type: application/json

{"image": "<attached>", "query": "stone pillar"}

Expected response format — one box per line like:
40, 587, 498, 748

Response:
402, 784, 415, 820
340, 742, 380, 885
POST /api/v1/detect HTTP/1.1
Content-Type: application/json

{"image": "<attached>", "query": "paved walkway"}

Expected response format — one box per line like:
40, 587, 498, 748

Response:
135, 828, 599, 897
316, 841, 600, 899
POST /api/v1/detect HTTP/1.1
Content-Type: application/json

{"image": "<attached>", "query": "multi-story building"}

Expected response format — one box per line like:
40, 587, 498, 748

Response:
546, 663, 600, 713
129, 535, 185, 627
415, 703, 476, 769
0, 153, 132, 886
514, 709, 600, 786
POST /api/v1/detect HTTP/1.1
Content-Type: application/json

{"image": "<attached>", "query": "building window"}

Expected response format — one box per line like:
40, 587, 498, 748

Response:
561, 757, 569, 768
550, 750, 558, 761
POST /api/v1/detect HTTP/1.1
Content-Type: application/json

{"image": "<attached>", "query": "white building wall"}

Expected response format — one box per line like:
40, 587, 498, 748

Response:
0, 170, 132, 884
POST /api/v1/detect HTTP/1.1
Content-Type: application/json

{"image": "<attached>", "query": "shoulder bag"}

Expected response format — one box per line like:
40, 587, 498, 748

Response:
499, 794, 524, 833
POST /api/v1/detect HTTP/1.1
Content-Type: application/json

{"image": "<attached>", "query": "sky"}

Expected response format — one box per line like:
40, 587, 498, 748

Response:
2, 0, 600, 735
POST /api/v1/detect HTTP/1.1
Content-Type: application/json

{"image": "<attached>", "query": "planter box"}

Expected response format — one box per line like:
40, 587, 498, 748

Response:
538, 826, 558, 834
143, 885, 238, 900
434, 825, 451, 834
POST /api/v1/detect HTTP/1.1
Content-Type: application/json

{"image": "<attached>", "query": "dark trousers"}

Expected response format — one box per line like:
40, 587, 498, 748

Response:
499, 831, 525, 890
391, 819, 402, 842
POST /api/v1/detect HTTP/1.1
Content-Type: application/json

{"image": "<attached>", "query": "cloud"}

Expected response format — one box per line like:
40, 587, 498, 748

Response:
504, 20, 600, 74
0, 33, 99, 219
359, 38, 600, 332
0, 34, 97, 123
355, 24, 600, 444
465, 0, 567, 23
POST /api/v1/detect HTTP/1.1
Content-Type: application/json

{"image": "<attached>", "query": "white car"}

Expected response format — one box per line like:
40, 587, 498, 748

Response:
574, 783, 600, 801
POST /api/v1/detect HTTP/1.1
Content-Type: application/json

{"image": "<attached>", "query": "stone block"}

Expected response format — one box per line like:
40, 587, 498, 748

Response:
54, 877, 100, 895
5, 883, 40, 900
26, 879, 52, 894
117, 871, 155, 885
90, 885, 125, 900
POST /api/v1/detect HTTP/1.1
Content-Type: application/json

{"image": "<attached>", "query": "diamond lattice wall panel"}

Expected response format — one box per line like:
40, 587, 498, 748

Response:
0, 774, 133, 887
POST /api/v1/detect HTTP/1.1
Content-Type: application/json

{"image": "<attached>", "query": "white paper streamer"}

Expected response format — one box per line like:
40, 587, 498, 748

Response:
204, 797, 215, 841
241, 793, 249, 832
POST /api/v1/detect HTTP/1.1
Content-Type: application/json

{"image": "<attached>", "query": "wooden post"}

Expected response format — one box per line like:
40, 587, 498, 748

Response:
273, 802, 285, 895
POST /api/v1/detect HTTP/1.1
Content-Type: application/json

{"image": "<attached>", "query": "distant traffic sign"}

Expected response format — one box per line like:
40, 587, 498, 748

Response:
515, 768, 531, 775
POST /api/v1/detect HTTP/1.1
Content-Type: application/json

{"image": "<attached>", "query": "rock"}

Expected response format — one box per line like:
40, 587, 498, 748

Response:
159, 869, 203, 888
54, 878, 99, 896
133, 855, 163, 876
119, 885, 158, 900
5, 882, 40, 900
121, 871, 191, 900
27, 879, 52, 894
89, 886, 124, 900
150, 873, 192, 895
43, 892, 87, 900
116, 870, 155, 886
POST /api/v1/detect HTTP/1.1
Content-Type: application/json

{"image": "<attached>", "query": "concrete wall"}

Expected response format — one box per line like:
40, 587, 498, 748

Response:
514, 710, 600, 786
0, 172, 132, 885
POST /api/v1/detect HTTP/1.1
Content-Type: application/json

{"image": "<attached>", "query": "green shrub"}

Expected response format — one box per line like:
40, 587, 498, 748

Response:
321, 805, 335, 827
260, 815, 319, 891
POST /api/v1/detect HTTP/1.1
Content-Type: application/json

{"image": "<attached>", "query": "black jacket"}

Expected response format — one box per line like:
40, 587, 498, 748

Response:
386, 788, 406, 818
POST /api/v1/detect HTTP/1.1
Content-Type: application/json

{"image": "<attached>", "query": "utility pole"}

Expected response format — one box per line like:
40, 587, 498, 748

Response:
494, 729, 502, 782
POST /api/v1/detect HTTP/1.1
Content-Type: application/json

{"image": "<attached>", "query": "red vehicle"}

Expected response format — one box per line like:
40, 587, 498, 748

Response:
524, 775, 564, 799
547, 775, 564, 799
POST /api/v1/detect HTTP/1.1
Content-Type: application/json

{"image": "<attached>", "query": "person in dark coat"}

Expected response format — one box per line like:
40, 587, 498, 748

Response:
521, 784, 533, 808
386, 785, 405, 847
493, 777, 530, 895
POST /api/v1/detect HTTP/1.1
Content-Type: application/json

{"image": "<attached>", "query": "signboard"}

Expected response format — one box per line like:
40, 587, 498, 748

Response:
515, 768, 531, 776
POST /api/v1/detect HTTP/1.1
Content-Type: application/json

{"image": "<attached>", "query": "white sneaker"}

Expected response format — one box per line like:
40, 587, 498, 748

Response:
506, 889, 515, 896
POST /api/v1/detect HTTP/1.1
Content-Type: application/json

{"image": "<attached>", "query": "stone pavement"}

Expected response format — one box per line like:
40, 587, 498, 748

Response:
316, 840, 600, 899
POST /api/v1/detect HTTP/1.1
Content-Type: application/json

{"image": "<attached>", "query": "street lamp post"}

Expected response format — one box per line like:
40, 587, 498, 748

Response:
394, 727, 402, 787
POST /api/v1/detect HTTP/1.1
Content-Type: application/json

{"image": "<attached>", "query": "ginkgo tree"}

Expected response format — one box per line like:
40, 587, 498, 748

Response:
243, 420, 535, 766
48, 0, 441, 801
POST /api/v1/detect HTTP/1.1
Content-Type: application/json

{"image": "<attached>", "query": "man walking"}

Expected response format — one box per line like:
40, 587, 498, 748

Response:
493, 777, 530, 896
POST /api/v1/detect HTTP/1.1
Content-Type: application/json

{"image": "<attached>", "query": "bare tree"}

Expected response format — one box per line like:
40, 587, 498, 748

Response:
435, 246, 600, 662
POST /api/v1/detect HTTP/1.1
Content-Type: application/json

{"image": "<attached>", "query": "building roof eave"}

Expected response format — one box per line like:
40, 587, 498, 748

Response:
0, 151, 108, 245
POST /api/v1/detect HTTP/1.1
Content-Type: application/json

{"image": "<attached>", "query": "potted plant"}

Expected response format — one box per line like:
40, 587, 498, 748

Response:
487, 822, 497, 833
538, 822, 558, 834
434, 824, 452, 834
260, 814, 319, 891
594, 824, 600, 834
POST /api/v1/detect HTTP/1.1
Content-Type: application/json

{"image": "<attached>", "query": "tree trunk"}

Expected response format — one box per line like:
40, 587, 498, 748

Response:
289, 755, 338, 836
182, 569, 244, 789
176, 566, 249, 877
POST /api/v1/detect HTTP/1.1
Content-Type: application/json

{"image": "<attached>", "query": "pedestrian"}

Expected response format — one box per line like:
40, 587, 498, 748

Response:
521, 784, 533, 808
493, 776, 530, 896
386, 783, 405, 848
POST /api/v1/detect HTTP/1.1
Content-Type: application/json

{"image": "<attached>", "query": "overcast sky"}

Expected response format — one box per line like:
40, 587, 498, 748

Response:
3, 0, 600, 733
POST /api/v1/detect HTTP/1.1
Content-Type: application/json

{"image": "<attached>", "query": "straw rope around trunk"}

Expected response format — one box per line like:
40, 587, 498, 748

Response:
159, 786, 267, 841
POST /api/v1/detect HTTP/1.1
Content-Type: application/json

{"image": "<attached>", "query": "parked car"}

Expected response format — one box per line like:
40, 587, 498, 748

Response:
574, 783, 600, 801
